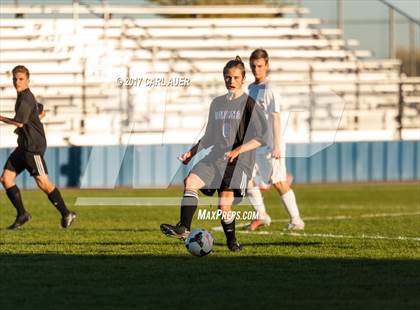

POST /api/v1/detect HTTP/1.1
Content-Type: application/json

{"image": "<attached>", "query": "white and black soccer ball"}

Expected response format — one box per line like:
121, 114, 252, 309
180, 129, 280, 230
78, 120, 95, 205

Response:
185, 229, 214, 257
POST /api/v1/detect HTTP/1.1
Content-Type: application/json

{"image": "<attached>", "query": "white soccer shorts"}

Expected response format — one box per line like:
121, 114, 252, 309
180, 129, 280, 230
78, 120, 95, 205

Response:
252, 150, 287, 185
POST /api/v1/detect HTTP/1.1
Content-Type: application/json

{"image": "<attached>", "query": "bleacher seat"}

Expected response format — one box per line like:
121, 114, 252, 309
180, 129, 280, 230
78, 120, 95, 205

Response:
0, 5, 418, 146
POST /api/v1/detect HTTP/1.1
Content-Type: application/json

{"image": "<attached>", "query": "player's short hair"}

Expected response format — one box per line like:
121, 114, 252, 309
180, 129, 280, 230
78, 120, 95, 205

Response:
12, 65, 30, 79
250, 48, 269, 64
223, 56, 246, 78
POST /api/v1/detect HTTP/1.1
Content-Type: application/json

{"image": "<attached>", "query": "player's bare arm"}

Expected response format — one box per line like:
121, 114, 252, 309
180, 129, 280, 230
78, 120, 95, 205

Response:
0, 115, 24, 128
37, 103, 46, 120
178, 141, 201, 164
225, 139, 262, 162
271, 112, 281, 159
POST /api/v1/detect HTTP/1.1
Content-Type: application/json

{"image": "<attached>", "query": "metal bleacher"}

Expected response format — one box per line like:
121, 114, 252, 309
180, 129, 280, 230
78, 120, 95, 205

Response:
0, 4, 419, 146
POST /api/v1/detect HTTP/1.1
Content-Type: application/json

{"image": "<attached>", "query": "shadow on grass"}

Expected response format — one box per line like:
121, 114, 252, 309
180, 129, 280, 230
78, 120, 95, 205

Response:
0, 254, 419, 310
0, 241, 172, 246
0, 228, 159, 233
0, 240, 321, 247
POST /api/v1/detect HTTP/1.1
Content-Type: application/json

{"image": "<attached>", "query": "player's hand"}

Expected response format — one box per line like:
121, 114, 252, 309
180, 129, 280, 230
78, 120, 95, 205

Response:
224, 148, 240, 163
271, 147, 281, 159
0, 115, 4, 122
178, 151, 192, 165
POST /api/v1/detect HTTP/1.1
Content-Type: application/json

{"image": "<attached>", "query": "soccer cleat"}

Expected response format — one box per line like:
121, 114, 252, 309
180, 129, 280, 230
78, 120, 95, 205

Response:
7, 212, 32, 230
61, 212, 77, 229
244, 215, 271, 231
160, 223, 190, 240
228, 240, 243, 252
286, 218, 305, 231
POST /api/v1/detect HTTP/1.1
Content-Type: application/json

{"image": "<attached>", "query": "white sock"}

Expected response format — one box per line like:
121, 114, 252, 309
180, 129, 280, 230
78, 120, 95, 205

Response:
281, 189, 301, 222
247, 186, 268, 220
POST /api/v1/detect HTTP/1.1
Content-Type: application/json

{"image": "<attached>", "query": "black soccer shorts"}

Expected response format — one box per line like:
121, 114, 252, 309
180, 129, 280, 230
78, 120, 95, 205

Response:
4, 148, 48, 177
191, 159, 248, 204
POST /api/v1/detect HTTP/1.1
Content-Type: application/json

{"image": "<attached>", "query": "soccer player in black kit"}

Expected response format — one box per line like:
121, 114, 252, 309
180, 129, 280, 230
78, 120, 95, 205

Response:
0, 65, 76, 229
160, 57, 267, 251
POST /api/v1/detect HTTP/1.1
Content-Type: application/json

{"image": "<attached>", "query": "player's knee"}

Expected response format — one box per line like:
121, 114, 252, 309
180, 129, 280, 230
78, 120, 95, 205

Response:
218, 192, 234, 208
219, 197, 233, 208
247, 186, 260, 196
45, 183, 55, 193
184, 175, 199, 189
218, 204, 231, 213
36, 177, 53, 193
36, 180, 46, 192
1, 175, 13, 188
274, 181, 290, 194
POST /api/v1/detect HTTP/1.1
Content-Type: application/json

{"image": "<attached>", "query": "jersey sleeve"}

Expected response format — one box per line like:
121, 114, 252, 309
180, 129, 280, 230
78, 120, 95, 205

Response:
198, 100, 215, 149
246, 98, 269, 146
14, 97, 33, 124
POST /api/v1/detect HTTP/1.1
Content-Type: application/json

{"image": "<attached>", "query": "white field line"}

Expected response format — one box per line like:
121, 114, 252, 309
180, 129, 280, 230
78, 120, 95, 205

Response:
211, 211, 420, 242
75, 197, 253, 206
211, 211, 420, 231
234, 231, 420, 242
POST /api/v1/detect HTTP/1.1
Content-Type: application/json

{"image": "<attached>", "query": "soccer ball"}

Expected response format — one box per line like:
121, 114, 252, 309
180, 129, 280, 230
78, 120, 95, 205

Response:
185, 229, 214, 257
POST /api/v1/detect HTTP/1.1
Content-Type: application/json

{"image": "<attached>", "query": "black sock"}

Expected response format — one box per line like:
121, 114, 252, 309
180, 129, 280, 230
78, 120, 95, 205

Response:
180, 190, 198, 230
6, 185, 26, 216
221, 218, 236, 246
47, 188, 70, 217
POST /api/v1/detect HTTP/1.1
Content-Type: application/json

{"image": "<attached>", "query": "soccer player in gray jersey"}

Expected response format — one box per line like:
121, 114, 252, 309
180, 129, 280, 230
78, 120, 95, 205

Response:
245, 49, 304, 231
161, 56, 268, 252
0, 65, 76, 229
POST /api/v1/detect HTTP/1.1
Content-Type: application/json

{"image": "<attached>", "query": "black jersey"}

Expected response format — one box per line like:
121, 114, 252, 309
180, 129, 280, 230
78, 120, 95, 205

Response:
198, 92, 268, 177
13, 88, 47, 155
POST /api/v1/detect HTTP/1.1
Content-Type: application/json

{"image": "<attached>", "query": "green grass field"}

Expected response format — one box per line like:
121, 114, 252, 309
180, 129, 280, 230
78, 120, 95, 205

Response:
1, 183, 419, 310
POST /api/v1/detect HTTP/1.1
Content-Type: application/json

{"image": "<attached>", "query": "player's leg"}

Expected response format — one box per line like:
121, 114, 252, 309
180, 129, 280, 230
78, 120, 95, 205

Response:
160, 172, 205, 239
1, 169, 32, 229
244, 154, 272, 231
28, 153, 76, 228
1, 150, 32, 229
34, 174, 76, 228
245, 179, 272, 231
180, 172, 205, 230
219, 165, 248, 251
248, 179, 268, 219
272, 157, 304, 230
218, 190, 241, 251
286, 174, 294, 186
